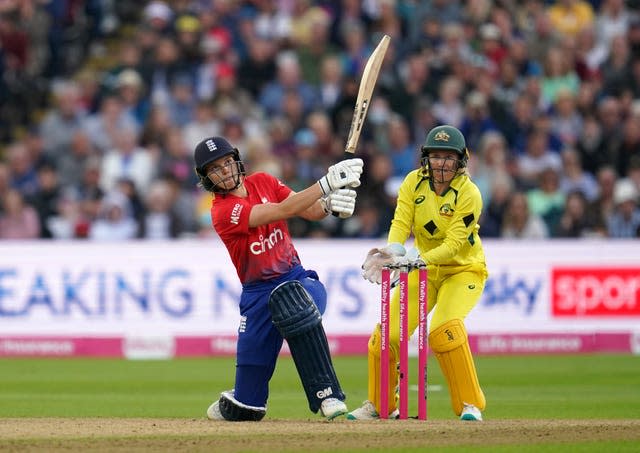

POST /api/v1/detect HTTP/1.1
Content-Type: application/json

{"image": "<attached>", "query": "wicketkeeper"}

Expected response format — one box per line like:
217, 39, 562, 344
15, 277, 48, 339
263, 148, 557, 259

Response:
348, 125, 488, 421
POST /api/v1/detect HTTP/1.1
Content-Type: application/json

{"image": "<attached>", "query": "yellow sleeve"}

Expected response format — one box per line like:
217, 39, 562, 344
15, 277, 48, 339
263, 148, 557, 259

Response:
387, 171, 418, 245
424, 183, 483, 264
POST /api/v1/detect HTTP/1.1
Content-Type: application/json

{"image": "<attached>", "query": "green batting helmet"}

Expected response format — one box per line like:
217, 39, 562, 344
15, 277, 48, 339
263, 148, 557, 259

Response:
420, 125, 469, 168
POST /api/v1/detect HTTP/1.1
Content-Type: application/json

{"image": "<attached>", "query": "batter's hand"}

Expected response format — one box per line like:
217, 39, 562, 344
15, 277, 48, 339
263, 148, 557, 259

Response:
361, 243, 406, 284
318, 158, 364, 195
321, 189, 357, 218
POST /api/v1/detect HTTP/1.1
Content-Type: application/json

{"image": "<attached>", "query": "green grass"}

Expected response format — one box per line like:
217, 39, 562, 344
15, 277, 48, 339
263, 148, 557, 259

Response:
0, 354, 639, 419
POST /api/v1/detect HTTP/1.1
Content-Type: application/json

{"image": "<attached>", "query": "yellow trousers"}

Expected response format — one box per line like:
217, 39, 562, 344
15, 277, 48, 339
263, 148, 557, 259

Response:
367, 264, 487, 416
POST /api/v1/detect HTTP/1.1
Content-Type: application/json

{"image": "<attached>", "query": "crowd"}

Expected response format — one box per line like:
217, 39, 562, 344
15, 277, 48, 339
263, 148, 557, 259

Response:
1, 0, 640, 240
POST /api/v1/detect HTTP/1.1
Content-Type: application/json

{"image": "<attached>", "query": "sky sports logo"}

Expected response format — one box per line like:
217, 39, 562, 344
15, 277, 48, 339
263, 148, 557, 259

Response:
552, 268, 640, 316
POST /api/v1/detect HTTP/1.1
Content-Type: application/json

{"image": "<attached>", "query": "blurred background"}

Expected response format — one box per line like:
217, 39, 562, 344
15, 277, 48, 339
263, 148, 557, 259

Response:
1, 0, 640, 242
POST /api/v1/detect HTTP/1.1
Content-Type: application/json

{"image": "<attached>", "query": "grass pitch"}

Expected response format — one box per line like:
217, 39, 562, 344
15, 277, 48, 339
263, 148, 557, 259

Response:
0, 354, 639, 452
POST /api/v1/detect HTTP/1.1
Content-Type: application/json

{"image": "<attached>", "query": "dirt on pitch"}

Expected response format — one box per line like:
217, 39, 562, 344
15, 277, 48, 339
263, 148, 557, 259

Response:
1, 418, 639, 452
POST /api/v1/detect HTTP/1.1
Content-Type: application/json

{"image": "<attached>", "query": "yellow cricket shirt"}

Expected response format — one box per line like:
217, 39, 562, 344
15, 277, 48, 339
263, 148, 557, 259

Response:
388, 169, 487, 270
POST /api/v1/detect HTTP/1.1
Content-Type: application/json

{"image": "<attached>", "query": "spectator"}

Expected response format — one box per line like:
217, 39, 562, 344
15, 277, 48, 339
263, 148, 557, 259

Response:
477, 23, 508, 77
516, 128, 562, 189
144, 37, 183, 106
293, 5, 335, 86
165, 73, 197, 128
259, 51, 319, 117
47, 194, 86, 240
100, 124, 155, 195
27, 161, 62, 239
596, 0, 631, 51
342, 197, 386, 239
386, 114, 416, 178
471, 130, 510, 205
547, 0, 595, 38
0, 162, 10, 201
88, 190, 138, 241
115, 178, 145, 225
586, 165, 618, 236
459, 91, 498, 152
555, 190, 599, 237
211, 63, 262, 133
595, 96, 625, 174
540, 47, 580, 108
56, 130, 99, 190
573, 26, 607, 82
601, 34, 633, 97
236, 36, 277, 98
559, 147, 599, 201
0, 189, 40, 239
306, 110, 338, 163
432, 75, 464, 128
493, 57, 524, 110
115, 69, 150, 128
39, 81, 86, 155
6, 141, 39, 197
607, 178, 640, 237
140, 104, 172, 151
616, 115, 640, 177
317, 55, 345, 111
84, 95, 139, 153
183, 100, 221, 151
138, 179, 183, 239
479, 172, 514, 238
501, 191, 549, 238
267, 116, 296, 159
386, 49, 435, 123
102, 41, 143, 93
527, 166, 566, 233
549, 88, 583, 148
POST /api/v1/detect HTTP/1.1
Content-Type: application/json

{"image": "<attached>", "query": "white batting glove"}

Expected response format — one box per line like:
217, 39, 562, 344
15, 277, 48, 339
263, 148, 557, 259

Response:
321, 189, 357, 218
361, 242, 406, 284
318, 158, 364, 195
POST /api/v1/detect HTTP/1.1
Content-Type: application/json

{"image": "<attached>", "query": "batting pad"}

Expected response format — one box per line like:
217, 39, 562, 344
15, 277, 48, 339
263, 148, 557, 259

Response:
367, 323, 398, 416
269, 281, 345, 413
429, 318, 486, 415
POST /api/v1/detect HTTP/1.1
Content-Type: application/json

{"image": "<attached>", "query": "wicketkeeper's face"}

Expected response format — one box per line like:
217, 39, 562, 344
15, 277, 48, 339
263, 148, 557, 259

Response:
427, 150, 460, 184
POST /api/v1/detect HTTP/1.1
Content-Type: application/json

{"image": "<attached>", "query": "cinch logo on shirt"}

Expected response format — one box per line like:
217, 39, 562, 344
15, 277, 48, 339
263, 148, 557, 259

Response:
230, 203, 243, 224
250, 228, 284, 255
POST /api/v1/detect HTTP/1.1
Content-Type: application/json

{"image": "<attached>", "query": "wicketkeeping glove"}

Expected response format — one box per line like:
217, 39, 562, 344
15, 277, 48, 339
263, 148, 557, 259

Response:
318, 158, 364, 196
321, 189, 357, 218
361, 242, 407, 284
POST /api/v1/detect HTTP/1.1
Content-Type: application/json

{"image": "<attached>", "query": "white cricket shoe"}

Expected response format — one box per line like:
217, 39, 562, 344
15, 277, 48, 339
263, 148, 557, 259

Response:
346, 400, 378, 420
460, 403, 483, 421
206, 400, 224, 420
320, 398, 348, 420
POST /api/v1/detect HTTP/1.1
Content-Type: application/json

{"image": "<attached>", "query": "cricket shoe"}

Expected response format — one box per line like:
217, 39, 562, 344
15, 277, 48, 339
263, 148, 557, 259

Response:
206, 400, 224, 420
346, 400, 378, 420
460, 403, 483, 421
320, 398, 348, 420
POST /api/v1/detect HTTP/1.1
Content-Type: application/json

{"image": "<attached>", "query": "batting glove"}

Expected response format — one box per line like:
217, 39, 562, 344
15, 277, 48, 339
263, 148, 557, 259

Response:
321, 189, 357, 218
318, 158, 364, 195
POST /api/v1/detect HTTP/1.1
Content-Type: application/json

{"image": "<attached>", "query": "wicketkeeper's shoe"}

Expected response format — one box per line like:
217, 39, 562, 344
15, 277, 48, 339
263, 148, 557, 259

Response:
460, 403, 483, 421
206, 400, 224, 420
320, 398, 348, 420
346, 400, 379, 420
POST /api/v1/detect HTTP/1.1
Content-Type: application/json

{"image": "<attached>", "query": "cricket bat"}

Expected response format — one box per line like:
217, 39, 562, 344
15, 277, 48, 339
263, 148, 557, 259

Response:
344, 34, 391, 155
